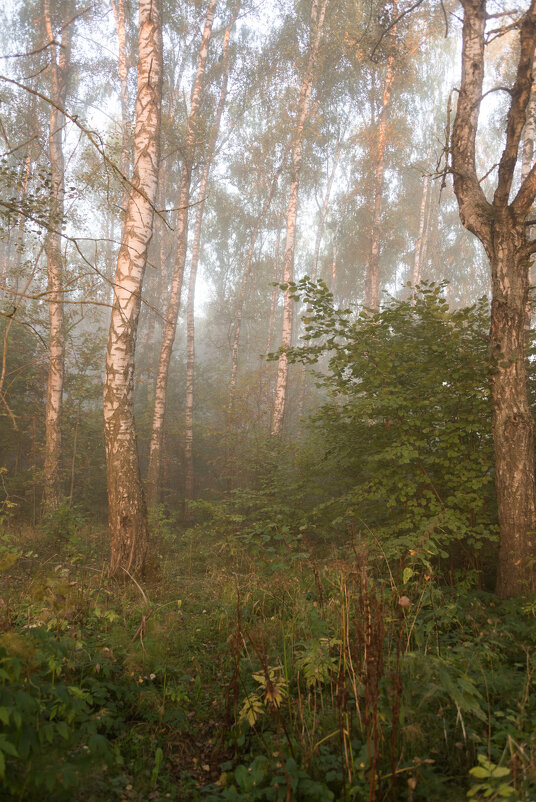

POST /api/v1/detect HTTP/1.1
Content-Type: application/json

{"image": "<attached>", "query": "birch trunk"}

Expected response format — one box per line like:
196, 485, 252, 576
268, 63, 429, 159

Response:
146, 0, 217, 509
271, 0, 329, 437
452, 0, 536, 597
103, 0, 163, 578
111, 0, 131, 223
43, 0, 72, 510
411, 171, 430, 295
185, 7, 238, 506
364, 34, 395, 311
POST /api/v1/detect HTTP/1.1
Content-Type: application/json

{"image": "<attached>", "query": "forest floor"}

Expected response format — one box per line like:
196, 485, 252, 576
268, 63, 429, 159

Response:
1, 519, 536, 801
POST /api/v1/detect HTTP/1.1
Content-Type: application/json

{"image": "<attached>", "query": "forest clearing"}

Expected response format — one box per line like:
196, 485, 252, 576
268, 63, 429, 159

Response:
2, 0, 536, 798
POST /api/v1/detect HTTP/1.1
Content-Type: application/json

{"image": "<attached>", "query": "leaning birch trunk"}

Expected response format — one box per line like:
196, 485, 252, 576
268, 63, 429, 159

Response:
271, 0, 329, 437
146, 0, 217, 510
103, 0, 163, 578
184, 7, 238, 508
364, 21, 396, 311
111, 0, 131, 226
451, 0, 536, 597
43, 0, 72, 510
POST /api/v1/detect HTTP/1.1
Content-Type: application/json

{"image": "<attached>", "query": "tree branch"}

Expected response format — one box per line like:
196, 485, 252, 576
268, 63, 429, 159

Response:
451, 0, 492, 243
494, 0, 536, 208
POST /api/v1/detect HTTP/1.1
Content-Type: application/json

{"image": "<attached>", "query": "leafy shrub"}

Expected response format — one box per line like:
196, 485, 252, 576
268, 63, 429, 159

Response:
282, 280, 499, 576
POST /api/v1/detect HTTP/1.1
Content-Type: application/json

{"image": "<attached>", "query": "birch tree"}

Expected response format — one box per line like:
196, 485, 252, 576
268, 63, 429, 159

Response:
184, 6, 239, 506
43, 0, 73, 510
451, 0, 536, 597
146, 0, 217, 509
271, 0, 329, 437
364, 14, 396, 311
103, 0, 163, 577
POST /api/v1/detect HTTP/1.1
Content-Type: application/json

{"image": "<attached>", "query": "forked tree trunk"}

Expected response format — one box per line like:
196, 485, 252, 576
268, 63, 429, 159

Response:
452, 0, 536, 597
271, 0, 329, 437
103, 0, 163, 578
146, 0, 217, 509
364, 20, 396, 311
43, 0, 72, 510
185, 6, 239, 507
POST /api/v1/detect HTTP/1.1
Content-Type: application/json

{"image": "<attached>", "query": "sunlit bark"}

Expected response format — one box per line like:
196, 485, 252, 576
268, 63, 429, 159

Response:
43, 0, 72, 510
271, 0, 329, 437
146, 0, 217, 509
452, 0, 536, 597
103, 0, 163, 577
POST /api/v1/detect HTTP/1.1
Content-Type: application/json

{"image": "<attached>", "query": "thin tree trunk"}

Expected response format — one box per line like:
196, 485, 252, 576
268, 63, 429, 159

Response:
146, 0, 217, 509
111, 0, 131, 223
522, 50, 536, 181
266, 222, 283, 355
312, 137, 342, 281
228, 154, 288, 422
103, 0, 163, 578
364, 7, 396, 311
412, 172, 430, 295
43, 0, 72, 510
185, 6, 239, 507
271, 0, 329, 437
330, 238, 338, 292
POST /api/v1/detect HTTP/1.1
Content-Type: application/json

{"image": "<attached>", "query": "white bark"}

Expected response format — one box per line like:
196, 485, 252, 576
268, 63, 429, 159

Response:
103, 0, 163, 577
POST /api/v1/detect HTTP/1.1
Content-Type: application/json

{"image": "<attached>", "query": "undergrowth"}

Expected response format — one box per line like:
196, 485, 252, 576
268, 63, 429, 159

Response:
1, 521, 535, 801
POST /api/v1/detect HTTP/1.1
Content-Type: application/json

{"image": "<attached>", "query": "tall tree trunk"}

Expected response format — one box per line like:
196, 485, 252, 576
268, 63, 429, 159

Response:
412, 171, 430, 295
452, 0, 536, 597
271, 0, 329, 437
146, 0, 217, 509
111, 0, 131, 224
43, 0, 72, 510
185, 6, 239, 508
103, 0, 163, 578
364, 26, 396, 311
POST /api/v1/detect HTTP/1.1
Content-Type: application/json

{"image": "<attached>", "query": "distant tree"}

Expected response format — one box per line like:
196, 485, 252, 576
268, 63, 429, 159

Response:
271, 0, 329, 436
